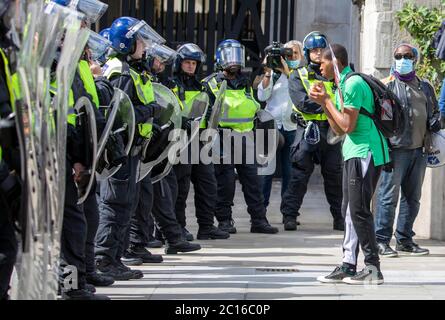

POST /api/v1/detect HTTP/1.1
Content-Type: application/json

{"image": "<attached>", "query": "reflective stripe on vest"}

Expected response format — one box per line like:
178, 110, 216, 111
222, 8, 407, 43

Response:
296, 67, 334, 121
0, 48, 15, 112
50, 83, 76, 126
78, 60, 100, 108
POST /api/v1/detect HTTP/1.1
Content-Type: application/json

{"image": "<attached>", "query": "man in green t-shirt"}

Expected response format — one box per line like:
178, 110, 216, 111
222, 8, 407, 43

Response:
309, 44, 388, 285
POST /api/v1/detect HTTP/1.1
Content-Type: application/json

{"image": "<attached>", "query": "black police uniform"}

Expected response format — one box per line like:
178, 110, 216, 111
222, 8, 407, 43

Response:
281, 64, 344, 228
202, 72, 277, 233
169, 74, 224, 237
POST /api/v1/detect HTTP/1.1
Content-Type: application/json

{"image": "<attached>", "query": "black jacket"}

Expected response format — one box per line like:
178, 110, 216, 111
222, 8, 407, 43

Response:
288, 64, 327, 115
387, 77, 441, 150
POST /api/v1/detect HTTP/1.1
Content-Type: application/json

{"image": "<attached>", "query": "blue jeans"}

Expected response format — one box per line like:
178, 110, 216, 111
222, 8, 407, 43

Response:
262, 128, 296, 207
375, 148, 427, 245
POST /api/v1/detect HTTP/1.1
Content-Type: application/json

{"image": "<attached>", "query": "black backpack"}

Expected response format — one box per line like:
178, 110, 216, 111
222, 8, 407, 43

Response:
344, 72, 404, 138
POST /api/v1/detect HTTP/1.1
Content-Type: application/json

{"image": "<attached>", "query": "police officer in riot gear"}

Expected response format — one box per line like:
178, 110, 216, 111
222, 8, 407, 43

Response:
281, 31, 344, 231
0, 0, 20, 300
50, 0, 113, 299
95, 17, 164, 274
169, 43, 229, 240
129, 44, 203, 255
202, 39, 278, 235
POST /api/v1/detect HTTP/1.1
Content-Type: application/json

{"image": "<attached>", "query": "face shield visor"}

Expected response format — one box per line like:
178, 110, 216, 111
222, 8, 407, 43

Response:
304, 33, 327, 51
178, 43, 206, 63
218, 43, 245, 69
126, 19, 165, 50
68, 0, 108, 24
146, 43, 177, 64
87, 29, 111, 61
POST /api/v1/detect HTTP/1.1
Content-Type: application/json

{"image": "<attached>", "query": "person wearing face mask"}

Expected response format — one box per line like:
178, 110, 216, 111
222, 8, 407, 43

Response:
202, 39, 278, 235
375, 44, 441, 257
281, 31, 344, 232
257, 40, 303, 209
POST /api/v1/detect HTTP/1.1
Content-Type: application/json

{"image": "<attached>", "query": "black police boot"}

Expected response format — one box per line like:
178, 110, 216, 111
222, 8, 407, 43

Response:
218, 219, 237, 234
182, 227, 194, 241
333, 218, 345, 231
86, 272, 115, 287
251, 219, 279, 234
197, 225, 230, 240
96, 257, 134, 281
127, 244, 163, 263
147, 239, 164, 248
283, 216, 297, 231
114, 260, 144, 279
120, 253, 143, 266
61, 289, 110, 300
165, 239, 202, 254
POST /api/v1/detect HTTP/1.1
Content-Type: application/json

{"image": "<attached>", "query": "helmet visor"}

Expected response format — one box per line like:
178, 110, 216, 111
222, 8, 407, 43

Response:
45, 1, 85, 24
70, 0, 108, 24
304, 34, 327, 50
218, 43, 245, 69
178, 43, 206, 63
126, 20, 165, 48
147, 43, 177, 64
87, 30, 111, 60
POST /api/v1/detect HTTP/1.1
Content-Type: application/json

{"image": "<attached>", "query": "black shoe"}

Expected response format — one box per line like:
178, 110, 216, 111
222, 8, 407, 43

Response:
85, 283, 96, 293
62, 289, 110, 300
251, 220, 279, 234
283, 217, 297, 231
343, 266, 384, 285
182, 227, 194, 241
218, 219, 237, 234
165, 240, 202, 254
396, 242, 430, 256
114, 261, 144, 279
127, 244, 163, 263
120, 253, 143, 266
86, 272, 115, 287
197, 226, 230, 240
377, 243, 398, 258
96, 258, 135, 281
282, 216, 300, 225
333, 218, 345, 231
146, 239, 163, 248
317, 266, 356, 283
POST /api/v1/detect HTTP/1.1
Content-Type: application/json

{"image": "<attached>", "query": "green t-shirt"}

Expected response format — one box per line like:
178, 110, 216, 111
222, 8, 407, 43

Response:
335, 66, 389, 166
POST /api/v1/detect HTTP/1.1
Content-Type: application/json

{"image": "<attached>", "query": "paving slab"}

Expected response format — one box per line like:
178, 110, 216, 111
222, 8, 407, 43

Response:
96, 178, 445, 300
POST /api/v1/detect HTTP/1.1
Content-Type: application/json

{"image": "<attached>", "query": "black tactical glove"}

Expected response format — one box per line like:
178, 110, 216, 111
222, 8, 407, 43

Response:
147, 102, 164, 120
106, 132, 127, 167
383, 161, 394, 173
290, 112, 307, 128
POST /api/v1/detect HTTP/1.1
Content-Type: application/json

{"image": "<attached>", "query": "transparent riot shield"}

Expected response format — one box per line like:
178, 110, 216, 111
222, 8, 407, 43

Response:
74, 97, 98, 204
176, 92, 209, 156
200, 80, 226, 149
136, 83, 182, 182
12, 1, 88, 300
95, 88, 136, 181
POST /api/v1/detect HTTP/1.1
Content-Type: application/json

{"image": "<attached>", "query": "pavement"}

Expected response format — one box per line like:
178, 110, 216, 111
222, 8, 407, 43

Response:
96, 170, 445, 300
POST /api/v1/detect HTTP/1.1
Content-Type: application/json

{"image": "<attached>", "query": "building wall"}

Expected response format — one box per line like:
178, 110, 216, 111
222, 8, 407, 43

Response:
292, 0, 360, 67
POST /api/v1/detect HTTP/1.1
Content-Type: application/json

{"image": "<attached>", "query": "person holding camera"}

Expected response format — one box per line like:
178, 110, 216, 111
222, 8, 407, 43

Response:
280, 31, 344, 231
257, 41, 303, 208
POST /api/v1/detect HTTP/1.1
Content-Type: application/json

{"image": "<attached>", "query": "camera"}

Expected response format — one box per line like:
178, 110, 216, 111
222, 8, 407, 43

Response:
264, 42, 293, 70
